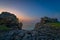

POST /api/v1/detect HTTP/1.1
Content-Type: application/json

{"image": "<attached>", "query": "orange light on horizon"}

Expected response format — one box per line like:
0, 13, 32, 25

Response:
0, 7, 35, 22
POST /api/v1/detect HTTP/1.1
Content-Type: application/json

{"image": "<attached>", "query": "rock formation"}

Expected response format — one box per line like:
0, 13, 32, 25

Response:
0, 13, 60, 40
0, 12, 23, 30
35, 16, 59, 30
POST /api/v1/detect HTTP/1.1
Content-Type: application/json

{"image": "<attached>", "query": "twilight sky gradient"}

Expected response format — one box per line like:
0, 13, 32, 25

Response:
0, 0, 60, 30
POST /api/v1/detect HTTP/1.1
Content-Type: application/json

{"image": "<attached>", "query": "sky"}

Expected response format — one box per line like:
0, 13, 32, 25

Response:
0, 0, 60, 30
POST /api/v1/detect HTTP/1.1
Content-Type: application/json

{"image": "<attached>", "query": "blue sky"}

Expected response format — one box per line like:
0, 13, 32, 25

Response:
0, 0, 60, 30
0, 0, 60, 20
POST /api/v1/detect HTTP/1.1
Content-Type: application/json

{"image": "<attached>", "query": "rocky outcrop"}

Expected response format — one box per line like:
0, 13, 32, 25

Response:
34, 17, 60, 40
0, 13, 60, 40
35, 17, 59, 30
0, 12, 23, 30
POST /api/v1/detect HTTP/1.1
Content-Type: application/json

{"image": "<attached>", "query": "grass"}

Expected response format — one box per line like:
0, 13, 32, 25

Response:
50, 22, 60, 26
48, 22, 60, 28
0, 25, 9, 31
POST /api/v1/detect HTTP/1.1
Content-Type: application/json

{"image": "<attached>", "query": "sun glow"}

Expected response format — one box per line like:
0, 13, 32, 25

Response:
0, 7, 34, 22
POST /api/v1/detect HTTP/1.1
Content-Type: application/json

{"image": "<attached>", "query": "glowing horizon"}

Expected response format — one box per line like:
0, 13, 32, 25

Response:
0, 7, 36, 22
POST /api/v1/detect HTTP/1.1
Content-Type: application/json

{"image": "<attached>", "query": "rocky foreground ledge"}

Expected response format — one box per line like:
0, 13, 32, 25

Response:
0, 25, 60, 40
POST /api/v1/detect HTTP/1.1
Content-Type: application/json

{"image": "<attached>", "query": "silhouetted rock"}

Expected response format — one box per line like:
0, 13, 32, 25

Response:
35, 17, 59, 30
40, 16, 59, 24
18, 22, 23, 30
34, 22, 40, 30
0, 12, 23, 30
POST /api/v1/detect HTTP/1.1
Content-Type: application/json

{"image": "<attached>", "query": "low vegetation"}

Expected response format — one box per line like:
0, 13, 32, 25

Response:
0, 25, 9, 31
49, 22, 60, 28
